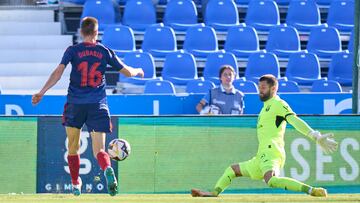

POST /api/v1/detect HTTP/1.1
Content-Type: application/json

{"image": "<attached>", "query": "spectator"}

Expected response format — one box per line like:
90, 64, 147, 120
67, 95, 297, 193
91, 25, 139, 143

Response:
196, 65, 244, 115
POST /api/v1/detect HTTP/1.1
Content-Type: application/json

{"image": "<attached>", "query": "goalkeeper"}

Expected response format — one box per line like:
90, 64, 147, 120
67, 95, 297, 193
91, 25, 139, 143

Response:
191, 74, 338, 197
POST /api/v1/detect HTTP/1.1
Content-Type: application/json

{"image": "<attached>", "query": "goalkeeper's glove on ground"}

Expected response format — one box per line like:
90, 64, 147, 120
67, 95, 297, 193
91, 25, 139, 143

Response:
308, 131, 338, 154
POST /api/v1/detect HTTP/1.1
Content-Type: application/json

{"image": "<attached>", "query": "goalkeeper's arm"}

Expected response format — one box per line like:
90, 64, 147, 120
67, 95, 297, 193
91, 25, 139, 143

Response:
286, 114, 338, 154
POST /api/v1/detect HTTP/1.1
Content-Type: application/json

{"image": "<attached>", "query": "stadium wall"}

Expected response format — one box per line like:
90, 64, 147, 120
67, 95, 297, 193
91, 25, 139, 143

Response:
0, 93, 353, 115
0, 115, 359, 194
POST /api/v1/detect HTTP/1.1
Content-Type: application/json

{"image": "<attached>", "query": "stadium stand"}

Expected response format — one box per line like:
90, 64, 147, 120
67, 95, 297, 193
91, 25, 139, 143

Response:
185, 79, 215, 94
233, 80, 259, 93
102, 25, 136, 57
328, 52, 353, 86
265, 25, 302, 58
80, 0, 116, 31
278, 80, 300, 93
327, 0, 354, 33
285, 0, 322, 33
285, 53, 322, 85
203, 52, 238, 84
120, 52, 157, 85
245, 0, 280, 32
143, 80, 176, 94
161, 51, 198, 85
122, 0, 157, 32
183, 26, 218, 58
163, 0, 203, 32
204, 0, 239, 31
311, 80, 343, 92
141, 24, 177, 58
244, 52, 280, 82
0, 8, 72, 95
307, 26, 342, 59
224, 25, 261, 58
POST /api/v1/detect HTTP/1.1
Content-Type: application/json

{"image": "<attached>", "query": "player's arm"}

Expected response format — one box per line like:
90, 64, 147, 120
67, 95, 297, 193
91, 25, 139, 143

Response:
119, 65, 144, 78
32, 64, 66, 105
287, 114, 338, 154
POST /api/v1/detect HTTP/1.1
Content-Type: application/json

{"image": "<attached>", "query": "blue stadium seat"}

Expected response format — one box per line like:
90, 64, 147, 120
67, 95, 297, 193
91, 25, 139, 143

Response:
328, 52, 353, 86
265, 25, 302, 58
144, 80, 176, 94
233, 80, 259, 93
203, 52, 238, 84
102, 25, 135, 57
120, 52, 156, 85
163, 0, 203, 32
285, 0, 322, 33
122, 0, 156, 32
245, 0, 280, 32
162, 52, 198, 85
141, 24, 177, 58
81, 0, 116, 31
327, 0, 354, 32
245, 52, 280, 82
278, 80, 300, 92
307, 27, 342, 58
285, 53, 322, 85
183, 26, 218, 58
224, 25, 260, 58
204, 0, 239, 31
186, 79, 215, 94
311, 80, 342, 92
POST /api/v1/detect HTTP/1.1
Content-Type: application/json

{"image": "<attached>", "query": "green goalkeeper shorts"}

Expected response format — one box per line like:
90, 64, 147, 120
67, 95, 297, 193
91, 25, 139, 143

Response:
239, 150, 285, 180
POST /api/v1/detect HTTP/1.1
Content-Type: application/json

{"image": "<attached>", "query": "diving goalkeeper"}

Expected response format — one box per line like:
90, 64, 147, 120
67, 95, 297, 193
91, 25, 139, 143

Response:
191, 74, 338, 197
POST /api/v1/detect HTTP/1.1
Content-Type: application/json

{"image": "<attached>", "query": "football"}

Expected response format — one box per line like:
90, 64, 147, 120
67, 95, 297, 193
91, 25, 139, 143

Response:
108, 138, 131, 161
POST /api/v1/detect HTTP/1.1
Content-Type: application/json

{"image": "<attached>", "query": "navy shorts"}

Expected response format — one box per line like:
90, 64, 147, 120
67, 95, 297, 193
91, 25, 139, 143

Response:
62, 102, 112, 133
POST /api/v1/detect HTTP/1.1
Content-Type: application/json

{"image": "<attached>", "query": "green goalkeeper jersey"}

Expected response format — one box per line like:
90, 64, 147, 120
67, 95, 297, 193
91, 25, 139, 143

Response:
257, 95, 295, 157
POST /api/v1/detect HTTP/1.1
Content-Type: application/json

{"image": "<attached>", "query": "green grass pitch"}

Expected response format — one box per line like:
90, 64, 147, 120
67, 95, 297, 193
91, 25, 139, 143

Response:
0, 194, 359, 203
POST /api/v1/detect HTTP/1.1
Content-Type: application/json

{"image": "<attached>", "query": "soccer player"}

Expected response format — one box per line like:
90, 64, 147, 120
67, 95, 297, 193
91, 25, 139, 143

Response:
191, 74, 338, 197
31, 17, 144, 196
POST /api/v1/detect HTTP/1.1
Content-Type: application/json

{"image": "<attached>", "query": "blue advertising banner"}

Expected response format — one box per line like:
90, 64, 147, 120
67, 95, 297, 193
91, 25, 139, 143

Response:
36, 117, 119, 194
0, 93, 352, 116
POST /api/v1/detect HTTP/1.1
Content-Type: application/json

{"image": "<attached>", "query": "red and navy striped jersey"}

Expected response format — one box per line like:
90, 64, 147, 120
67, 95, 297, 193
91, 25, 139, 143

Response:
60, 42, 124, 104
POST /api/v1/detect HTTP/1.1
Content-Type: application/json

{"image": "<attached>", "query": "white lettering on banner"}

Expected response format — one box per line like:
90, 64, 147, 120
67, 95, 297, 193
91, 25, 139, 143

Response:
86, 184, 93, 192
64, 131, 92, 175
340, 138, 359, 181
45, 184, 51, 191
153, 100, 159, 115
64, 184, 72, 191
316, 145, 334, 181
290, 138, 310, 181
5, 104, 24, 115
324, 98, 352, 114
97, 183, 104, 190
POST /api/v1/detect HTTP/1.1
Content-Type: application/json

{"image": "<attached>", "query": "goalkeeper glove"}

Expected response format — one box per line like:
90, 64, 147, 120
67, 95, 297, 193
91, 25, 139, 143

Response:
308, 131, 338, 154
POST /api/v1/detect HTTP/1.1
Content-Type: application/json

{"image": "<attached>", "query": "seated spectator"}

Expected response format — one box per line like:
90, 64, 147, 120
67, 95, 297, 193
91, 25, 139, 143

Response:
196, 65, 245, 115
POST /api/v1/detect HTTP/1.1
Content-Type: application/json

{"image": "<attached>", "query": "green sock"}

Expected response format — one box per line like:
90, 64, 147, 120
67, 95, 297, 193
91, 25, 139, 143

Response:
268, 176, 312, 194
213, 166, 237, 196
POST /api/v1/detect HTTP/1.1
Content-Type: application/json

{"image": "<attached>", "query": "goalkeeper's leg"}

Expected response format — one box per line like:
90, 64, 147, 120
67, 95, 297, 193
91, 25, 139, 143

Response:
191, 164, 242, 197
264, 171, 327, 197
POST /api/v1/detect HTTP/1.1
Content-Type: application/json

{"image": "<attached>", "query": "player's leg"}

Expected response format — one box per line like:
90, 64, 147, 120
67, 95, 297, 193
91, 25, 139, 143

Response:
63, 103, 86, 196
192, 157, 262, 197
66, 126, 82, 196
261, 154, 327, 198
191, 164, 240, 197
87, 103, 117, 196
264, 170, 327, 197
